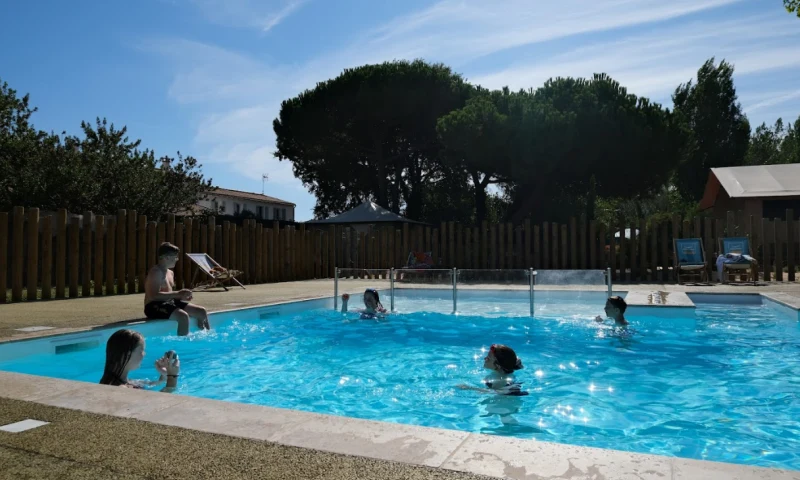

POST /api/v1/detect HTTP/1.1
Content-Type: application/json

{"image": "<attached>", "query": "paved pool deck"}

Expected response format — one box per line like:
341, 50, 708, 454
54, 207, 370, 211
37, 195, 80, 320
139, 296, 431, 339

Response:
1, 280, 800, 479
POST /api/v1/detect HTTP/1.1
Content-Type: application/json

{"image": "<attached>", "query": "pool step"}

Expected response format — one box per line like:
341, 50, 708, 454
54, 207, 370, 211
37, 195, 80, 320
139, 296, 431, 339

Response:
625, 291, 695, 317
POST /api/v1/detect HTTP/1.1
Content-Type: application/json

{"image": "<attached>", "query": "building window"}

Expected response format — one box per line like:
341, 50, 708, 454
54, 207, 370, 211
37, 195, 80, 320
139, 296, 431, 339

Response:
234, 203, 241, 215
282, 208, 287, 220
212, 200, 218, 212
256, 206, 264, 219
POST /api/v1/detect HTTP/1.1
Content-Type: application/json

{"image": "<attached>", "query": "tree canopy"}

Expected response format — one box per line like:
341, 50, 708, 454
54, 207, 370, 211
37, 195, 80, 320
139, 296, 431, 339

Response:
0, 79, 212, 218
672, 58, 751, 201
274, 56, 796, 226
274, 60, 470, 220
786, 0, 800, 18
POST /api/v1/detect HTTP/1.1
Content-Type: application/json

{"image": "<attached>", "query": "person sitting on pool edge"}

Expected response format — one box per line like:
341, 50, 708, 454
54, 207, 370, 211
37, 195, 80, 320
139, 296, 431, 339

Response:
595, 295, 629, 326
144, 242, 210, 336
340, 288, 387, 318
458, 344, 528, 396
99, 329, 180, 392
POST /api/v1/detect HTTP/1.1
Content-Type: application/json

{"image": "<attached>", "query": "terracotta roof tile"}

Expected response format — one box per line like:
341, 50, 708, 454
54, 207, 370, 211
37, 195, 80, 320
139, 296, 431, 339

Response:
208, 188, 295, 206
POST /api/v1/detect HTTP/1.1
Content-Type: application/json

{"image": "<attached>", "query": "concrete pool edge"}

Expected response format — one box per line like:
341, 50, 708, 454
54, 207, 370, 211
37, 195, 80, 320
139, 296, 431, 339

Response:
0, 371, 797, 479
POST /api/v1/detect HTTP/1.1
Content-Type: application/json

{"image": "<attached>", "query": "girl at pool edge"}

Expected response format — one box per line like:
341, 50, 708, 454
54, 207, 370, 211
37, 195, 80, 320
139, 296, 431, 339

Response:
458, 344, 528, 396
99, 329, 180, 393
341, 289, 387, 318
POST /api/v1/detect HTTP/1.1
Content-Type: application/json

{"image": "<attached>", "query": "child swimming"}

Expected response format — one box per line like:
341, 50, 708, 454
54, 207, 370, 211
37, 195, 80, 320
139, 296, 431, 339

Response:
341, 288, 387, 318
459, 344, 528, 396
595, 296, 629, 327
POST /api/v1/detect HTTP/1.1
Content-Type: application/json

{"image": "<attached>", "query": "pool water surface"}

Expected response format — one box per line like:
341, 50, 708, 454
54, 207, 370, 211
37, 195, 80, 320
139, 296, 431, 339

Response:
1, 291, 798, 470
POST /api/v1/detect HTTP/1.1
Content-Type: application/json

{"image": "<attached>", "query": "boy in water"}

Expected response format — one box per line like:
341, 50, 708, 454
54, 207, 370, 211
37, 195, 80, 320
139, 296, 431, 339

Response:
144, 242, 210, 336
595, 296, 628, 326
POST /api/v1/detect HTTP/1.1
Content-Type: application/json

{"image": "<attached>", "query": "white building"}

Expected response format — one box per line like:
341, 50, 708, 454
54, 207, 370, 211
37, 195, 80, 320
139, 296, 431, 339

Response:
197, 188, 295, 221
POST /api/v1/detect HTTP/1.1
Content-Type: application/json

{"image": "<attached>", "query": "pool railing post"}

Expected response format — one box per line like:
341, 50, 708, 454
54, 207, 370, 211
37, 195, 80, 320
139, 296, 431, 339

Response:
529, 268, 535, 317
452, 267, 457, 314
390, 267, 395, 312
334, 267, 339, 311
606, 267, 612, 297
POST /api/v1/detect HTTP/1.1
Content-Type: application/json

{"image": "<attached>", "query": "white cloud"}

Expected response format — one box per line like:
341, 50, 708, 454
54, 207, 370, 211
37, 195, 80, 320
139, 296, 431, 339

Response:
353, 0, 744, 65
188, 0, 306, 32
468, 15, 800, 102
745, 90, 800, 114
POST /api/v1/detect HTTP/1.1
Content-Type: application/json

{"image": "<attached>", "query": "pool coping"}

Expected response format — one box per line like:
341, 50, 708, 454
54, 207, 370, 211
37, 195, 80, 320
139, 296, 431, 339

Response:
1, 371, 798, 479
1, 289, 800, 479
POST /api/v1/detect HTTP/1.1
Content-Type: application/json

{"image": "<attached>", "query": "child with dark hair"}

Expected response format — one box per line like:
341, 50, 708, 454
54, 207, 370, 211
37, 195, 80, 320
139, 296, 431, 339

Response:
144, 242, 210, 336
341, 288, 387, 318
459, 344, 528, 396
99, 329, 180, 393
595, 295, 629, 326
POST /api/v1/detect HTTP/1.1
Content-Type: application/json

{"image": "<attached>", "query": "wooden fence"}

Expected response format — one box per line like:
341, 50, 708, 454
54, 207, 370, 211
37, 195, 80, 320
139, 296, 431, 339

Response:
1, 207, 798, 302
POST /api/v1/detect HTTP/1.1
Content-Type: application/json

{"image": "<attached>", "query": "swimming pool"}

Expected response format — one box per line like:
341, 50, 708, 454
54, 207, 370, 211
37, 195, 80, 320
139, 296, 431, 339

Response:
1, 290, 798, 471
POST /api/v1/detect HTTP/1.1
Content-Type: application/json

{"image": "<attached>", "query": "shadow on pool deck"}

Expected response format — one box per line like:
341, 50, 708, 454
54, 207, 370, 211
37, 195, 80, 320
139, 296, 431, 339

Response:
0, 398, 493, 480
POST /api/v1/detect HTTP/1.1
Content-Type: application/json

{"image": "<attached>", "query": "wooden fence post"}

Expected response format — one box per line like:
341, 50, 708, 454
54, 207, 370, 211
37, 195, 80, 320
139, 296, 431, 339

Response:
551, 223, 559, 270
456, 224, 463, 268
69, 217, 79, 298
41, 216, 52, 299
12, 207, 25, 302
628, 222, 637, 282
608, 222, 616, 280
523, 219, 531, 268
403, 223, 410, 264
542, 222, 549, 269
570, 217, 578, 269
775, 219, 785, 282
480, 221, 488, 268
116, 210, 126, 294
105, 217, 116, 294
0, 212, 6, 303
579, 215, 587, 269
147, 222, 157, 273
560, 224, 568, 270
597, 224, 606, 269
208, 217, 216, 260
56, 209, 67, 298
761, 218, 771, 282
649, 219, 657, 282
167, 214, 175, 243
138, 216, 147, 292
94, 215, 104, 296
26, 208, 40, 300
184, 218, 194, 285
174, 222, 184, 289
127, 211, 137, 294
255, 224, 263, 282
639, 219, 647, 281
505, 223, 513, 269
589, 220, 596, 269
239, 219, 248, 283
156, 222, 165, 261
498, 224, 505, 269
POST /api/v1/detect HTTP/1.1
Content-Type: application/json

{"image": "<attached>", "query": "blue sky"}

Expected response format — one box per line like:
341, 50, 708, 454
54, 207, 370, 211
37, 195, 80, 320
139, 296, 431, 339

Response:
2, 0, 799, 221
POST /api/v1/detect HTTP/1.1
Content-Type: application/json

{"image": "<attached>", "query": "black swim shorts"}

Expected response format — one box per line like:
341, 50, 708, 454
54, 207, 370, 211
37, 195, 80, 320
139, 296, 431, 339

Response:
144, 299, 189, 319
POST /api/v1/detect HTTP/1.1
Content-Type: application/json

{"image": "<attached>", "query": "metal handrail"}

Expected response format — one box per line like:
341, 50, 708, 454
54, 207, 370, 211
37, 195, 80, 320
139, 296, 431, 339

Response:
333, 267, 607, 316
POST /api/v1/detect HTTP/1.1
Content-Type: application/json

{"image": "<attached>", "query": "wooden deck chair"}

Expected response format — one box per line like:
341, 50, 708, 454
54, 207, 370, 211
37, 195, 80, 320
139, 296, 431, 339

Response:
718, 237, 758, 285
673, 238, 708, 284
186, 253, 245, 291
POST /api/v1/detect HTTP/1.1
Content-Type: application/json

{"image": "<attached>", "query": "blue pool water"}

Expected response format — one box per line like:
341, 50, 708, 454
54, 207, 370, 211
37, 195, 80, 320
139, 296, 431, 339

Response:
1, 290, 799, 470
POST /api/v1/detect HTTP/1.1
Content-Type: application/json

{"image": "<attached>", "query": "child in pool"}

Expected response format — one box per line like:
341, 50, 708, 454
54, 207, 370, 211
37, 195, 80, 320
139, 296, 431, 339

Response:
595, 296, 629, 327
459, 344, 528, 396
98, 329, 180, 393
341, 288, 387, 318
